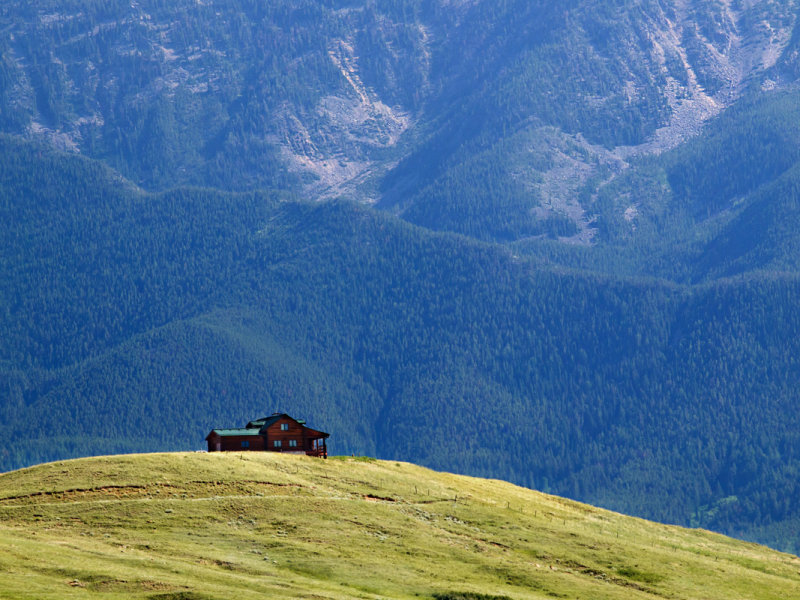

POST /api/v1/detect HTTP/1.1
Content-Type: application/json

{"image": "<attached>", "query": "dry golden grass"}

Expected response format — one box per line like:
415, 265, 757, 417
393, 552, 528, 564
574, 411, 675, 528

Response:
0, 452, 798, 599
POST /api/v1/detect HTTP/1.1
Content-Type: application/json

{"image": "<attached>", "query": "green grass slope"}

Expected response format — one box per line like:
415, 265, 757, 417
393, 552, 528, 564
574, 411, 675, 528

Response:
1, 453, 798, 600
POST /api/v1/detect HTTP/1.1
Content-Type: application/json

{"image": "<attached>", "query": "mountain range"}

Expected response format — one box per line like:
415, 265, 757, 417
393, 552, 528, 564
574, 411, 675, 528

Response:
3, 0, 800, 554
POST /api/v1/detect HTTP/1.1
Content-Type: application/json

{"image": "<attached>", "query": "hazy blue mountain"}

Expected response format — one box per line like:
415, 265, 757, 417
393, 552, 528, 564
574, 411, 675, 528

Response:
4, 0, 800, 555
1, 1, 798, 243
518, 89, 800, 282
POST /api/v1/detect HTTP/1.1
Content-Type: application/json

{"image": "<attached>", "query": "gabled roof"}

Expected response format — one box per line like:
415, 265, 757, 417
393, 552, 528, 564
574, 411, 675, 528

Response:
247, 412, 310, 428
246, 414, 284, 429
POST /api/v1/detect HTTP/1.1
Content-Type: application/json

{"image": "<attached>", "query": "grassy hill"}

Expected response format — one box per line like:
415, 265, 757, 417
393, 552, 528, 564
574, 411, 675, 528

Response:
4, 134, 800, 552
1, 453, 798, 600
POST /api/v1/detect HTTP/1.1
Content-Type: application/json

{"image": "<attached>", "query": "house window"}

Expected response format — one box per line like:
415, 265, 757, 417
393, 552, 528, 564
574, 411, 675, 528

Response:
280, 423, 289, 431
241, 441, 249, 449
274, 440, 282, 448
289, 439, 297, 447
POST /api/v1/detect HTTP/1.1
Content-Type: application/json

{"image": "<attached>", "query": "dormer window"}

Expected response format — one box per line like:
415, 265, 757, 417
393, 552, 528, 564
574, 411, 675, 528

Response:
280, 423, 289, 431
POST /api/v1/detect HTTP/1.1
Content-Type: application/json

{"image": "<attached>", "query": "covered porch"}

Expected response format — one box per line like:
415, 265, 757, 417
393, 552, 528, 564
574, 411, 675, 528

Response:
305, 435, 328, 458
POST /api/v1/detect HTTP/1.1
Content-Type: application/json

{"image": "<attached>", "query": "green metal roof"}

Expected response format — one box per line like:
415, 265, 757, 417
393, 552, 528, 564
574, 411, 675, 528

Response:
246, 414, 287, 429
209, 428, 263, 437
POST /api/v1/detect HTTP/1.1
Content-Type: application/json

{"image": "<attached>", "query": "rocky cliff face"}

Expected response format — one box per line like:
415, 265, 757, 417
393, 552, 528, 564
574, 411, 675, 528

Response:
0, 1, 430, 194
382, 0, 800, 243
0, 1, 797, 231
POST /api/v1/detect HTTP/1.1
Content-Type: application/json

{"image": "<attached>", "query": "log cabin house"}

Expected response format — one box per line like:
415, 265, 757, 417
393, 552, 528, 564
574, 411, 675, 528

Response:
205, 413, 329, 458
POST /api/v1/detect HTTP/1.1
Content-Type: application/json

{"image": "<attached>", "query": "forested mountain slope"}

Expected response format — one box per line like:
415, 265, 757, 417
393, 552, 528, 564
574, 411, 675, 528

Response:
518, 88, 800, 281
3, 136, 800, 553
4, 0, 800, 561
2, 0, 799, 243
